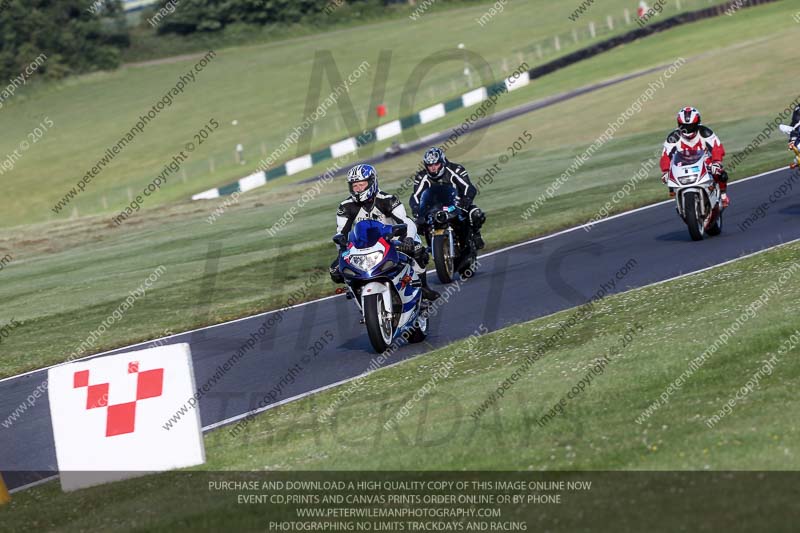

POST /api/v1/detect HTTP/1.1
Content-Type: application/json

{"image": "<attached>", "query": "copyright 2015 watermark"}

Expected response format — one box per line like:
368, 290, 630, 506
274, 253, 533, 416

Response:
0, 117, 54, 176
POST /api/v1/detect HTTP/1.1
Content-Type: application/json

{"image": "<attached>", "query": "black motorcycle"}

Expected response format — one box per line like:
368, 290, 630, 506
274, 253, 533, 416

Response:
416, 184, 479, 284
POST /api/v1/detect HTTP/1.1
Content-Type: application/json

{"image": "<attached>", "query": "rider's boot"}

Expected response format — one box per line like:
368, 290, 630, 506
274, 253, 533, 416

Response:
419, 272, 440, 301
473, 229, 485, 250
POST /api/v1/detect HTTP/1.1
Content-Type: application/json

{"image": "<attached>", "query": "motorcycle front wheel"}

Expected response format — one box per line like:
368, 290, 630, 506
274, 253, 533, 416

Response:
433, 233, 455, 284
364, 294, 393, 353
684, 191, 705, 241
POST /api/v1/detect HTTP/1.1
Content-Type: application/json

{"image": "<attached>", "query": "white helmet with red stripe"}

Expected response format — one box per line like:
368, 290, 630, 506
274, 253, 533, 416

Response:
677, 107, 702, 141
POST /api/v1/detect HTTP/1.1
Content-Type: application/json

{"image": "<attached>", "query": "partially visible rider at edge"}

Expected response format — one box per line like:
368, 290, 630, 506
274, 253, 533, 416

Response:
660, 107, 730, 208
409, 147, 486, 250
329, 164, 441, 301
788, 104, 800, 148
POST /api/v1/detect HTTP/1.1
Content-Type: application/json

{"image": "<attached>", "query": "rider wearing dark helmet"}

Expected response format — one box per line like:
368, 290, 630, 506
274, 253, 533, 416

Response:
409, 147, 486, 250
330, 164, 440, 301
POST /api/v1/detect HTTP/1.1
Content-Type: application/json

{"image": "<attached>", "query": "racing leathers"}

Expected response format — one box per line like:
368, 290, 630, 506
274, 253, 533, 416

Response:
790, 105, 800, 146
409, 161, 485, 249
330, 191, 439, 300
660, 125, 729, 202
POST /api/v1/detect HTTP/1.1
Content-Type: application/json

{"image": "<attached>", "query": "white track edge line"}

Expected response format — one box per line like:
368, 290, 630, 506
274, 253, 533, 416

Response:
0, 165, 789, 386
9, 233, 800, 495
202, 234, 800, 432
8, 475, 56, 494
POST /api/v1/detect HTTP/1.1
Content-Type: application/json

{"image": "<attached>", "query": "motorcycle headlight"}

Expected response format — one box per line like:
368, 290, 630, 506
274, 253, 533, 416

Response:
678, 174, 699, 185
378, 260, 396, 273
349, 251, 384, 271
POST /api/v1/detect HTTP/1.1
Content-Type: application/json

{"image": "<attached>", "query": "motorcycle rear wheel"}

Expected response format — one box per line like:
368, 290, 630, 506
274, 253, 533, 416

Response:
407, 310, 428, 343
707, 207, 723, 236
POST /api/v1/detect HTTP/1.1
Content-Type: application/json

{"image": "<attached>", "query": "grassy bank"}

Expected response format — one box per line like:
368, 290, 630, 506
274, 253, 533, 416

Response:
0, 0, 737, 227
2, 236, 799, 531
2, 4, 799, 377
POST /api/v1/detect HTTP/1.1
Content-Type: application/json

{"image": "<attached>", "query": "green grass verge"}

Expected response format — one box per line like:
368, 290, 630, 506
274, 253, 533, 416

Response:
2, 237, 799, 531
0, 0, 729, 227
206, 241, 800, 472
1, 1, 799, 378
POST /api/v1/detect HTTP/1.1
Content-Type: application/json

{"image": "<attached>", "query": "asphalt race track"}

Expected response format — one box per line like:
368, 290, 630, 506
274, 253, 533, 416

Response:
2, 166, 799, 491
298, 61, 687, 185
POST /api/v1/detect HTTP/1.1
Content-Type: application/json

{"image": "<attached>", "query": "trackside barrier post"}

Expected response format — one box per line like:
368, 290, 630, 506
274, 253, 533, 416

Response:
0, 473, 10, 505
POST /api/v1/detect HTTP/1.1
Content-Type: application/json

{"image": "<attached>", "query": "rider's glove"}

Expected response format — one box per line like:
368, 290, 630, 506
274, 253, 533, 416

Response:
329, 262, 344, 284
661, 172, 669, 185
397, 237, 416, 255
469, 207, 486, 228
402, 237, 428, 264
333, 233, 347, 251
709, 162, 724, 177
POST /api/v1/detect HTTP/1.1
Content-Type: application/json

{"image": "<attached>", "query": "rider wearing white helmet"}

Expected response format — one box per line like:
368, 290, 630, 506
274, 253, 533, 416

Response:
660, 107, 730, 207
330, 164, 440, 301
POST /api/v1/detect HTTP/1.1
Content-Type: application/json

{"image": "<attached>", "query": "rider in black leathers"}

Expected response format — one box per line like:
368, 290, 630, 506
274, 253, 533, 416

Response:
789, 105, 800, 147
409, 147, 486, 251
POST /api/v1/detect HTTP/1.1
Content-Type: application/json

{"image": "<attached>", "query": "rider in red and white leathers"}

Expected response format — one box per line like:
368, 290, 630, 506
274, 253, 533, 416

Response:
660, 107, 730, 207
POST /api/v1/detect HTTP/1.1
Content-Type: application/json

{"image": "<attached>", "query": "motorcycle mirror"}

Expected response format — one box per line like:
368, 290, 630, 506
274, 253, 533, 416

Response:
332, 234, 347, 246
391, 224, 408, 238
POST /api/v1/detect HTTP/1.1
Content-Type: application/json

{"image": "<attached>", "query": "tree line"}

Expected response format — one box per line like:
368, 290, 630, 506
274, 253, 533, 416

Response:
0, 0, 467, 83
0, 0, 127, 82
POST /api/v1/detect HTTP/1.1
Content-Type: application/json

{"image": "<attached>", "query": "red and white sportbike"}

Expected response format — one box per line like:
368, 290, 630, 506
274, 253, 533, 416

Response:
666, 150, 723, 241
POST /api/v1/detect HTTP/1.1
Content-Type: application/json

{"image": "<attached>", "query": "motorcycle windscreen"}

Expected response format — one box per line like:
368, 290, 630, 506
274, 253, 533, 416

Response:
419, 184, 457, 217
348, 220, 392, 248
672, 150, 706, 166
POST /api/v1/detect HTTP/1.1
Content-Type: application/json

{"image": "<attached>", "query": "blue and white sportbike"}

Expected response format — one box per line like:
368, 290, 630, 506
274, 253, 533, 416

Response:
333, 220, 429, 353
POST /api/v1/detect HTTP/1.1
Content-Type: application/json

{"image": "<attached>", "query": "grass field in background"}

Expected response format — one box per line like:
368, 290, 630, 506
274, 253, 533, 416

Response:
342, 0, 800, 186
0, 0, 730, 227
121, 0, 724, 64
120, 0, 489, 62
1, 2, 798, 378
3, 238, 798, 531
